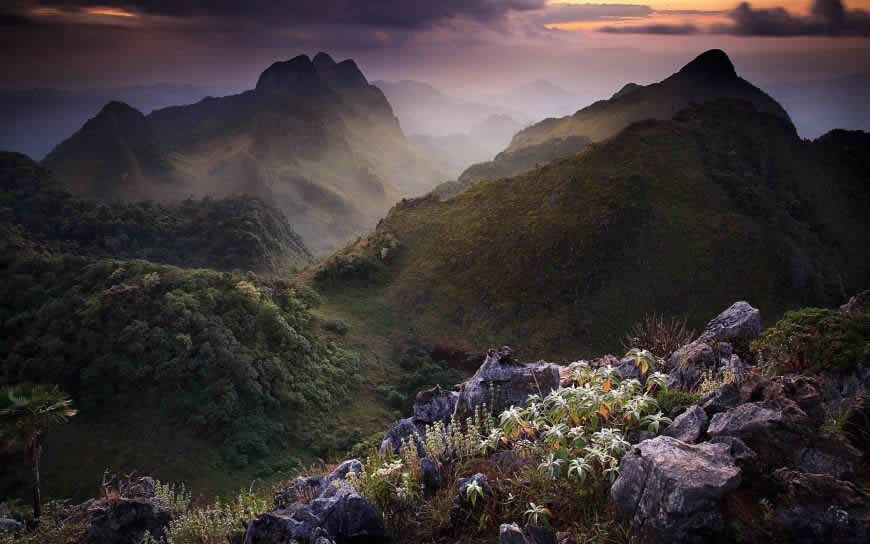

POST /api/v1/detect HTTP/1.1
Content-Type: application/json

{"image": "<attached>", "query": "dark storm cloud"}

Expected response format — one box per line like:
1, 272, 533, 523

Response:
599, 23, 699, 34
714, 0, 870, 36
530, 3, 654, 24
17, 0, 549, 28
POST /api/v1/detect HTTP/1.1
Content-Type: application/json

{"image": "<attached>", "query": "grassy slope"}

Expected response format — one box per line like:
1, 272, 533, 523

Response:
308, 101, 870, 363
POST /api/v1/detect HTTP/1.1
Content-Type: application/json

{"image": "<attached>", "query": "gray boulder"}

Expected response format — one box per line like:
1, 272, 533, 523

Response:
499, 522, 556, 544
772, 469, 870, 544
663, 405, 708, 443
274, 460, 362, 510
380, 385, 458, 454
85, 498, 173, 544
707, 401, 812, 468
455, 346, 560, 420
245, 483, 385, 544
274, 476, 325, 509
413, 384, 458, 422
697, 301, 762, 345
668, 342, 715, 391
667, 302, 762, 391
326, 459, 362, 485
611, 436, 741, 543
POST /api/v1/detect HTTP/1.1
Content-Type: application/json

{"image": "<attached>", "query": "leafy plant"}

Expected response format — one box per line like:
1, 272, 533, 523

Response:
0, 384, 77, 518
524, 502, 552, 527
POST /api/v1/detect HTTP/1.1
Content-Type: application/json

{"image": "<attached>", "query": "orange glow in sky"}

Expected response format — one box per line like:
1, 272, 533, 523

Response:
553, 0, 870, 14
86, 7, 137, 18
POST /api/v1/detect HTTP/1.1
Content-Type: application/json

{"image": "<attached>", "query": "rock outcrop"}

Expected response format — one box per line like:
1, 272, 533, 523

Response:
246, 461, 383, 544
611, 436, 741, 543
455, 346, 560, 420
668, 301, 762, 391
380, 384, 458, 454
663, 405, 708, 443
85, 499, 173, 544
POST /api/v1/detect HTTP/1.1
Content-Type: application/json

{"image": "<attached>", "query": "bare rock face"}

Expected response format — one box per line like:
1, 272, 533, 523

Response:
611, 436, 741, 543
454, 346, 561, 420
772, 469, 870, 544
663, 405, 709, 443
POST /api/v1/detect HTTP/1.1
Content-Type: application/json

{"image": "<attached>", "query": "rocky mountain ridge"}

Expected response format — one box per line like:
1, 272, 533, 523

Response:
41, 53, 444, 254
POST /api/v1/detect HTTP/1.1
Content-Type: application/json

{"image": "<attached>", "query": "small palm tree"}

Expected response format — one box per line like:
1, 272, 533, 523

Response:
0, 384, 77, 519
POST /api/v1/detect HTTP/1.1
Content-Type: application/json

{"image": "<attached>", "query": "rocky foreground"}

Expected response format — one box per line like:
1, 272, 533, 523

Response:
9, 298, 867, 544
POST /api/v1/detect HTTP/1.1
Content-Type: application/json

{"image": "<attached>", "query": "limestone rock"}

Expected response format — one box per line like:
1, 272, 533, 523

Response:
455, 347, 560, 420
663, 405, 708, 443
611, 436, 741, 543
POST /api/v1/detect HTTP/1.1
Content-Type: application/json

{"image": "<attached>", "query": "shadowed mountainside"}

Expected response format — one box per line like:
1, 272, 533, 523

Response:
42, 53, 444, 254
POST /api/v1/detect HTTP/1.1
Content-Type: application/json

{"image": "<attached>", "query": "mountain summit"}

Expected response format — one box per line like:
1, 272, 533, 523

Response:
679, 49, 737, 77
43, 53, 443, 253
506, 49, 790, 153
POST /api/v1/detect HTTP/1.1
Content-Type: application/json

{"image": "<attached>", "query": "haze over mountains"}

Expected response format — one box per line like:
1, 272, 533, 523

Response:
1, 42, 869, 521
42, 53, 444, 254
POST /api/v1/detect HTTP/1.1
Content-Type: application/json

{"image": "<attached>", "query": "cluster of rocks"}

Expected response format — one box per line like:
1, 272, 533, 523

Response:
611, 301, 870, 544
245, 460, 384, 544
46, 299, 868, 544
380, 346, 561, 455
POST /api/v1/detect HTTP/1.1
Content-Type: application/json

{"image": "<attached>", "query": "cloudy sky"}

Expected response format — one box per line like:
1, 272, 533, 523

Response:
2, 1, 869, 135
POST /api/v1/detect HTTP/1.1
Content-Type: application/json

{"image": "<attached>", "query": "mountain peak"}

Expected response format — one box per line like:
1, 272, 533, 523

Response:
255, 55, 318, 93
611, 82, 642, 100
679, 49, 737, 77
329, 59, 369, 88
97, 100, 144, 119
313, 52, 336, 69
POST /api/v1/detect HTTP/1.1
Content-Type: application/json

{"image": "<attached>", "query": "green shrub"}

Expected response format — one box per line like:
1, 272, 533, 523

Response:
323, 319, 351, 335
655, 389, 703, 415
752, 308, 870, 375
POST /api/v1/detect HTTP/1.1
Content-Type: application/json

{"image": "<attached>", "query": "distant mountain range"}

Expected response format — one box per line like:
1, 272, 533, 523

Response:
42, 53, 444, 254
0, 84, 214, 161
312, 51, 870, 361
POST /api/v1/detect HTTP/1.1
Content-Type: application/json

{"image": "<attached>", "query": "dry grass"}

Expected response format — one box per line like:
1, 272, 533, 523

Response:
622, 313, 695, 359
